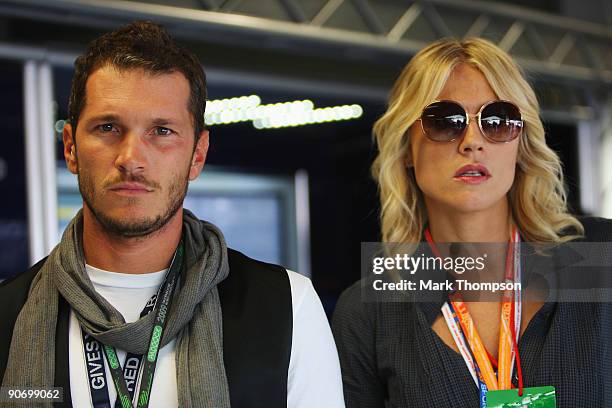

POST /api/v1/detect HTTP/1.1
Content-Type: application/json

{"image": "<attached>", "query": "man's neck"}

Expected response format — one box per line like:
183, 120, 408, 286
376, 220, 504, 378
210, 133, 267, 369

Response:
81, 207, 183, 274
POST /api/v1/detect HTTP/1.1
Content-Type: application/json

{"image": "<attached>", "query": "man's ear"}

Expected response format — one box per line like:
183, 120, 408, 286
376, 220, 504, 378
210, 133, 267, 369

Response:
63, 123, 78, 174
189, 130, 209, 180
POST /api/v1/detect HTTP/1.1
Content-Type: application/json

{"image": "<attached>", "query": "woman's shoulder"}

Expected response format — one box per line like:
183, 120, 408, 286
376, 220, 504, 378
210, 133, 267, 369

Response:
332, 278, 418, 331
576, 216, 612, 242
333, 279, 374, 320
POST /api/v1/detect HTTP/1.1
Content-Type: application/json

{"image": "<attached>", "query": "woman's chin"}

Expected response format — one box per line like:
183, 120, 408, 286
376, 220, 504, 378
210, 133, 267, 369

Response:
430, 195, 507, 215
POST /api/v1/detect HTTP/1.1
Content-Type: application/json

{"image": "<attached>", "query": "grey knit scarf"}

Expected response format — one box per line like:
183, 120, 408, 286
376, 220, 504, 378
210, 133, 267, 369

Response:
2, 209, 231, 407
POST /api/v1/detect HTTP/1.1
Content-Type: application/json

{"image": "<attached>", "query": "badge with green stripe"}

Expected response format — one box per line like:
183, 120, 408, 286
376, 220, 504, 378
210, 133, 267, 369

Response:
486, 386, 556, 407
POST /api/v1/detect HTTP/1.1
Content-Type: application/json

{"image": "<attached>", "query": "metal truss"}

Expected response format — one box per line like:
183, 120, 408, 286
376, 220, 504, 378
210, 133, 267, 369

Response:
0, 0, 610, 119
177, 0, 612, 85
0, 0, 609, 86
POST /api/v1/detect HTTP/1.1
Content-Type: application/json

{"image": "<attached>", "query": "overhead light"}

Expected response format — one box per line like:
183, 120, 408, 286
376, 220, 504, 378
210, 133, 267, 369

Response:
204, 95, 363, 129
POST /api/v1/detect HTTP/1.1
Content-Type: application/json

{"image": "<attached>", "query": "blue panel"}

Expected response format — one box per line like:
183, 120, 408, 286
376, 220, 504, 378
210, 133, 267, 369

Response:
184, 194, 283, 265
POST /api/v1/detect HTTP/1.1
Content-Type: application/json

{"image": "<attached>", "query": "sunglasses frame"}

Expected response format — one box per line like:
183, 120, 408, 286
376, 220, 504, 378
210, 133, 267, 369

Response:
416, 99, 524, 144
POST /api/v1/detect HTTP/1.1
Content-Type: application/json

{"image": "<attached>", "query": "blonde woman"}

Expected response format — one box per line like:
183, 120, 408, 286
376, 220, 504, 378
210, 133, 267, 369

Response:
332, 38, 612, 407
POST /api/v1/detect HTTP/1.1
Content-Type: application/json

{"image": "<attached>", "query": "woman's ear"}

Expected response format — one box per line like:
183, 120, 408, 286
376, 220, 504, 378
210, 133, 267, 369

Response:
404, 154, 413, 168
404, 135, 414, 168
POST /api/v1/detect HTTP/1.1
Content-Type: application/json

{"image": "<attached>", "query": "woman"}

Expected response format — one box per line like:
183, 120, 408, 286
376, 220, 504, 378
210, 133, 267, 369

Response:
332, 37, 612, 407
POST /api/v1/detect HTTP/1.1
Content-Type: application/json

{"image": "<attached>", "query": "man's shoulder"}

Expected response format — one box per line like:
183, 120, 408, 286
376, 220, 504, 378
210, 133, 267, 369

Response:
0, 257, 47, 304
226, 248, 288, 275
220, 248, 293, 314
0, 257, 48, 383
0, 256, 48, 334
223, 248, 290, 292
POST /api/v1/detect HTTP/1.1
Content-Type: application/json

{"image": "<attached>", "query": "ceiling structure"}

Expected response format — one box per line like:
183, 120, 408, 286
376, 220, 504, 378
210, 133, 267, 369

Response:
0, 0, 610, 118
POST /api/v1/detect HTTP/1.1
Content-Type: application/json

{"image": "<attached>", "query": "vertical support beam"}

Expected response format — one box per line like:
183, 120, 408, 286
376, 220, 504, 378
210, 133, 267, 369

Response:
23, 60, 44, 264
38, 62, 59, 251
577, 120, 600, 214
295, 169, 311, 278
23, 60, 58, 265
600, 95, 612, 217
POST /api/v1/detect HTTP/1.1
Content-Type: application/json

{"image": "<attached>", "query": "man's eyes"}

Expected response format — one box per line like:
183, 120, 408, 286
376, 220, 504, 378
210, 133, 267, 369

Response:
93, 124, 175, 136
153, 127, 174, 136
96, 123, 117, 133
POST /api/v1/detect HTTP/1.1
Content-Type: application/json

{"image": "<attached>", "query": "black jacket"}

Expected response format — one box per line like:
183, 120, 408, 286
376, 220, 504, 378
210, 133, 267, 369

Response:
0, 248, 292, 408
332, 216, 612, 408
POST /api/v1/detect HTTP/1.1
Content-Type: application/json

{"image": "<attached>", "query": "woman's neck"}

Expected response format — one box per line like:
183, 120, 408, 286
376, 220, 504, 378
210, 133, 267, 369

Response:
426, 200, 512, 243
425, 199, 514, 295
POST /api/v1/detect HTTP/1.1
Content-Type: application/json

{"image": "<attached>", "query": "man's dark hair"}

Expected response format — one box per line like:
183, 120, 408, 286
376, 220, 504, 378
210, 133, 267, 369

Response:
68, 20, 206, 138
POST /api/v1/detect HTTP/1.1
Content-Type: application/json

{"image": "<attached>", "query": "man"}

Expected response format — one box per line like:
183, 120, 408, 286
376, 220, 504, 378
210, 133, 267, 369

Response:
0, 21, 344, 408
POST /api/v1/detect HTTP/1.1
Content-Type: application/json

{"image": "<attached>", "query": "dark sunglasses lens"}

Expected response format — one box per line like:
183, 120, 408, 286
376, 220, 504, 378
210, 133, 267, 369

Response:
480, 101, 523, 142
421, 102, 466, 141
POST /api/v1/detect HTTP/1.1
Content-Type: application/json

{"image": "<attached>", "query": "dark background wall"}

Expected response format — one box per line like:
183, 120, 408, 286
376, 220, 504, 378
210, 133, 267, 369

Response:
0, 61, 27, 280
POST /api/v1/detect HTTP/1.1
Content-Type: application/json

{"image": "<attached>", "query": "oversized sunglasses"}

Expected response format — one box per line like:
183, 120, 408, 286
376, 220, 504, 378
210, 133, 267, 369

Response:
416, 100, 524, 143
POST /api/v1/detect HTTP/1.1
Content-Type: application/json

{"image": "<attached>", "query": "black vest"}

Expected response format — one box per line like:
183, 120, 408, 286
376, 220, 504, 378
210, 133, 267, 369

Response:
0, 248, 293, 407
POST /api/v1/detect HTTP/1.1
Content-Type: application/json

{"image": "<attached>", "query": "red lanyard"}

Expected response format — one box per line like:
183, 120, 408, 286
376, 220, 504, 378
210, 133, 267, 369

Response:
425, 227, 525, 396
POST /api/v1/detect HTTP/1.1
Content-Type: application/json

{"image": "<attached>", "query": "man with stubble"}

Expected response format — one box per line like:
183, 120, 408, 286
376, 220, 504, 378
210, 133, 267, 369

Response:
0, 21, 344, 408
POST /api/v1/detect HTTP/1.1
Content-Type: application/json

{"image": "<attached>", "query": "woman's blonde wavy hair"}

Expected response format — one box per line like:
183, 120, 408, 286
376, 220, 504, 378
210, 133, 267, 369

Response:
372, 37, 584, 244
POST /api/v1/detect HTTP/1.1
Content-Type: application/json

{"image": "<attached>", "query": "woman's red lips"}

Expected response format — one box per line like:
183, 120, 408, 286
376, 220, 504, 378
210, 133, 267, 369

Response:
453, 164, 491, 184
454, 164, 491, 177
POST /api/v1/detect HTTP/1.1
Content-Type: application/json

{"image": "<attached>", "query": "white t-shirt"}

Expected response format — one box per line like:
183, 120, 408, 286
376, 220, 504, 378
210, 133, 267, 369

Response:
69, 264, 345, 408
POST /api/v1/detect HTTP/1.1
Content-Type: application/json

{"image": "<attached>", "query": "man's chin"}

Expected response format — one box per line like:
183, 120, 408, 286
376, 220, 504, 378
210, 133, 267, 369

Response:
82, 186, 187, 238
99, 216, 165, 237
89, 207, 179, 238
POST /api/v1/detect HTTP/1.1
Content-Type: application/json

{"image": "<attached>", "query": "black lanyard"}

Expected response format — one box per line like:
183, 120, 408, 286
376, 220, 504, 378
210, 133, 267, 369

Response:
82, 238, 184, 408
82, 331, 111, 408
82, 294, 157, 408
